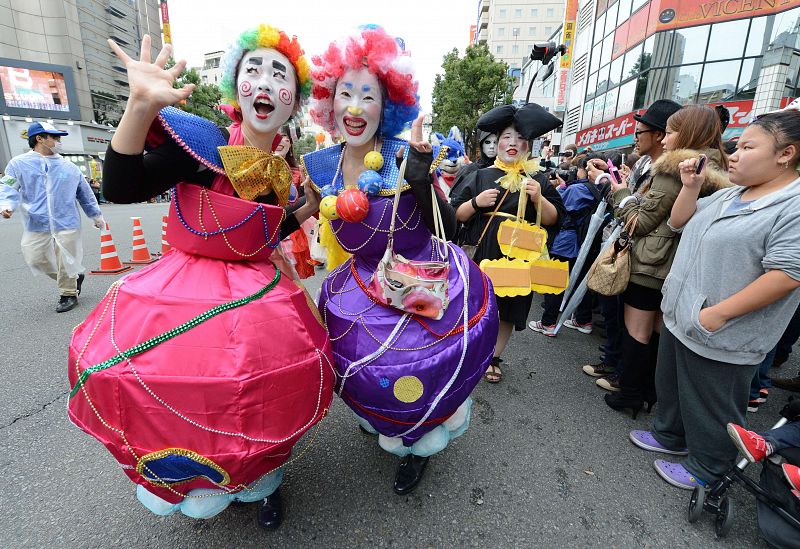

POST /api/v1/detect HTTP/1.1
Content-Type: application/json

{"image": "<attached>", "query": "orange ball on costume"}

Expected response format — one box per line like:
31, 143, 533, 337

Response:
336, 188, 370, 223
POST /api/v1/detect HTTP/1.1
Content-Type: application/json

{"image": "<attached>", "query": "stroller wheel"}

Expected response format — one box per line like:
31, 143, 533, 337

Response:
714, 497, 735, 538
688, 485, 706, 523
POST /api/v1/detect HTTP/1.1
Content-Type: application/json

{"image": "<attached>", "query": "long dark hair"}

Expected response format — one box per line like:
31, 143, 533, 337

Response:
666, 106, 728, 170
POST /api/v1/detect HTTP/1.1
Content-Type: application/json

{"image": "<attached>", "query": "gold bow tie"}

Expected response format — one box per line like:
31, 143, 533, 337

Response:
218, 146, 292, 204
493, 157, 541, 193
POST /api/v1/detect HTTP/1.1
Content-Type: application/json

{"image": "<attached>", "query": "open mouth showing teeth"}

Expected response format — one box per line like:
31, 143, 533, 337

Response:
343, 116, 367, 135
253, 96, 274, 118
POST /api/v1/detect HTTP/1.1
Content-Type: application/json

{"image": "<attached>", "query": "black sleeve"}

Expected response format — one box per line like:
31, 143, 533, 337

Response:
102, 140, 215, 203
404, 148, 457, 240
449, 170, 478, 210
536, 174, 566, 245
278, 202, 302, 239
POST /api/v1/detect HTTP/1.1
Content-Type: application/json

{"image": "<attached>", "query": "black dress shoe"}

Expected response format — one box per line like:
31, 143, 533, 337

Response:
256, 488, 283, 531
393, 454, 429, 495
76, 273, 85, 296
56, 295, 78, 313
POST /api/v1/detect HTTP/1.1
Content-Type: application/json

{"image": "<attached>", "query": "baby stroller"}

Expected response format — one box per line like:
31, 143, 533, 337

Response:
687, 399, 800, 546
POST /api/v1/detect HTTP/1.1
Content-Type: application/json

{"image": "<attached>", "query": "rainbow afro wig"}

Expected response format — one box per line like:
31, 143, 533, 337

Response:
220, 24, 311, 109
310, 26, 420, 139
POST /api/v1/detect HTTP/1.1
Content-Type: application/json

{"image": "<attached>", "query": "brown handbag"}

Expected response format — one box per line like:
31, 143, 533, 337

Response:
586, 214, 639, 296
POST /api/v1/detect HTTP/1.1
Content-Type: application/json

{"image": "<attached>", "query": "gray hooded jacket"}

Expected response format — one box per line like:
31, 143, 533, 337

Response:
662, 178, 800, 365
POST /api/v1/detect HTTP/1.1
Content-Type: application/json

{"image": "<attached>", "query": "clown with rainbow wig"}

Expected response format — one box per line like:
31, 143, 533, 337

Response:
304, 26, 498, 495
67, 26, 334, 529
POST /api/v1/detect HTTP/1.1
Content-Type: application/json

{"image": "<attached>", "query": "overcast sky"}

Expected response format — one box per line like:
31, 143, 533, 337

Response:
162, 0, 479, 112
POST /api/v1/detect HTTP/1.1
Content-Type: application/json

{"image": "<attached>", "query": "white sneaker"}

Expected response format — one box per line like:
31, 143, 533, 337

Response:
528, 320, 556, 337
564, 318, 592, 334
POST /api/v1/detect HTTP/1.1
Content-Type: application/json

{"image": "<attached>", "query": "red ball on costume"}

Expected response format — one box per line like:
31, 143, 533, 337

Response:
336, 188, 370, 223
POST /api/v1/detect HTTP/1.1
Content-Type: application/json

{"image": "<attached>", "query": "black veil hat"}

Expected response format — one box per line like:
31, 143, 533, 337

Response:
476, 103, 562, 141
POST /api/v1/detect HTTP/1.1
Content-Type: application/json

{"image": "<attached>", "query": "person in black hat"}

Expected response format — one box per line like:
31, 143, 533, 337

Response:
451, 103, 566, 383
622, 99, 682, 193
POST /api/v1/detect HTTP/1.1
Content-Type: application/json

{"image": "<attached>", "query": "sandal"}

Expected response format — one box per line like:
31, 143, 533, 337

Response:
484, 358, 503, 383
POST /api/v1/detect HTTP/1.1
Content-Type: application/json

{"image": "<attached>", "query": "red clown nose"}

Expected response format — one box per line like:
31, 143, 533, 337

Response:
336, 188, 370, 223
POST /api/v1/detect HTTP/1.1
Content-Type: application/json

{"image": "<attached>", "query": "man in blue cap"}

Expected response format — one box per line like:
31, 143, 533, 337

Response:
0, 121, 104, 312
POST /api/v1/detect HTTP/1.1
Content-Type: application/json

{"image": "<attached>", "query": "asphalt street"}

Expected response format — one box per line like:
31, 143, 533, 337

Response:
1, 202, 794, 548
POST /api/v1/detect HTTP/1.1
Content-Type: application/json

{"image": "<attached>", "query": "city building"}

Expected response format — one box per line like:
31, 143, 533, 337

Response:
560, 0, 800, 152
475, 0, 567, 76
0, 0, 162, 169
199, 50, 223, 86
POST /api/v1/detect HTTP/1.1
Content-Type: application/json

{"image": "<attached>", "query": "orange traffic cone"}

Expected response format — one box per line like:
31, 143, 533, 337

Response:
124, 216, 157, 265
91, 223, 133, 275
159, 215, 171, 255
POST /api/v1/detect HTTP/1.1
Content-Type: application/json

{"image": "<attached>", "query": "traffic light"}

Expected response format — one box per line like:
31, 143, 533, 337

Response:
530, 42, 567, 65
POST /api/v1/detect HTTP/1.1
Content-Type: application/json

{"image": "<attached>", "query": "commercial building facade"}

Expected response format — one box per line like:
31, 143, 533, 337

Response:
0, 0, 162, 168
560, 0, 800, 151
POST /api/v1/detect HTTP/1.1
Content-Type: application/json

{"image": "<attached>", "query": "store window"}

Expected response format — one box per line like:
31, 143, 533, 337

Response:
667, 26, 709, 66
699, 59, 742, 102
601, 34, 614, 67
745, 17, 770, 57
592, 94, 606, 125
586, 71, 599, 100
770, 8, 800, 45
617, 0, 632, 27
623, 43, 644, 81
736, 57, 760, 100
617, 78, 637, 114
609, 55, 624, 89
589, 46, 601, 73
597, 63, 611, 94
706, 19, 749, 62
634, 70, 649, 110
631, 0, 648, 15
671, 64, 703, 104
604, 2, 619, 38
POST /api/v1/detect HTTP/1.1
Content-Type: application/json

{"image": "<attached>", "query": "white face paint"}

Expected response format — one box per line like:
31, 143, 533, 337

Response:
497, 126, 529, 164
236, 48, 297, 135
481, 134, 498, 159
333, 68, 383, 147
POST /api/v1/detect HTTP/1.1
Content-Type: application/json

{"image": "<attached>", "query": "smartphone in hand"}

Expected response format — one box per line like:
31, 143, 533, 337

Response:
607, 158, 621, 185
695, 154, 707, 175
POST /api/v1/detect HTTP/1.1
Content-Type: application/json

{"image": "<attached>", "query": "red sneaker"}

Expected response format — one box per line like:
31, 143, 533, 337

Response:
782, 463, 800, 491
727, 423, 771, 463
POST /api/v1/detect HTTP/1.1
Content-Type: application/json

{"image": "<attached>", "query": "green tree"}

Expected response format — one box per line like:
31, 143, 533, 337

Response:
293, 133, 318, 158
431, 44, 514, 157
167, 59, 229, 126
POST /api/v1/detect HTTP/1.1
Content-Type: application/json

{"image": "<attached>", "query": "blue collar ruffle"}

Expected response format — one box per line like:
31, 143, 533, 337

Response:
151, 106, 228, 175
301, 137, 410, 196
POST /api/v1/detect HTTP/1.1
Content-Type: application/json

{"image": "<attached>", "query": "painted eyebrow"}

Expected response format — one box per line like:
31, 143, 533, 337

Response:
272, 60, 287, 73
245, 56, 263, 65
343, 82, 353, 89
362, 85, 372, 93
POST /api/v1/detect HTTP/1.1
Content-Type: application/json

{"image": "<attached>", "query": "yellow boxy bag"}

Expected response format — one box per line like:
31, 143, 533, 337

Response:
480, 186, 568, 296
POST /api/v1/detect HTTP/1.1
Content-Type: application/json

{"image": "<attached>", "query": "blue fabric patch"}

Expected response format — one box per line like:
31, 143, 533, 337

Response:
141, 453, 225, 485
380, 377, 390, 388
302, 137, 409, 194
154, 106, 228, 173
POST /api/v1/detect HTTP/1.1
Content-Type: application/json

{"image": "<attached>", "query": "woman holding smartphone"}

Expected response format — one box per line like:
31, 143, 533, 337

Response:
599, 105, 730, 417
631, 109, 800, 489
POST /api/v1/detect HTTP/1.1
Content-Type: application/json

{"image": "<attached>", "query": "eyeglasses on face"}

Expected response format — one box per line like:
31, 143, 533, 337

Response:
634, 130, 655, 138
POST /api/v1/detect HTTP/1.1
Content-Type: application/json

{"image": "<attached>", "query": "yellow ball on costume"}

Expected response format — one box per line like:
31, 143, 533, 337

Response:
319, 195, 339, 219
364, 151, 384, 171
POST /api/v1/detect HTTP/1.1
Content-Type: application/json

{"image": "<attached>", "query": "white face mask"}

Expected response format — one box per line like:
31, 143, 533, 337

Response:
41, 138, 63, 155
481, 134, 498, 159
236, 48, 297, 135
497, 127, 529, 164
333, 68, 383, 147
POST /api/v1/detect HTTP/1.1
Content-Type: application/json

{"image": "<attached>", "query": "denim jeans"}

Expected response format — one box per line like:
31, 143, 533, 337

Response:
749, 347, 777, 400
